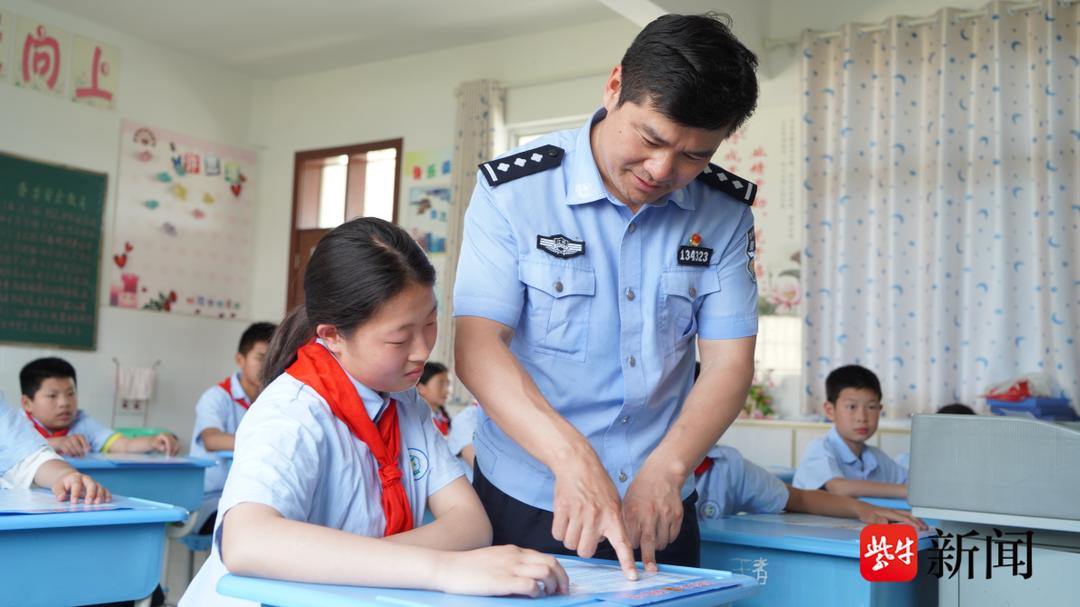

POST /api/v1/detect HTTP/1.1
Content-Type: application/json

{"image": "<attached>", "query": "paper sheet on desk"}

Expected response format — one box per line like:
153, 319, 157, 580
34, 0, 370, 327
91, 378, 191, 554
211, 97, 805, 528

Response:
559, 558, 735, 605
0, 490, 129, 515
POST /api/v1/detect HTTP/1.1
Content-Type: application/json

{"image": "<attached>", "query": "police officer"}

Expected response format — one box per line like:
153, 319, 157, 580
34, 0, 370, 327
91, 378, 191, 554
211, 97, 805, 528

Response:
453, 13, 760, 579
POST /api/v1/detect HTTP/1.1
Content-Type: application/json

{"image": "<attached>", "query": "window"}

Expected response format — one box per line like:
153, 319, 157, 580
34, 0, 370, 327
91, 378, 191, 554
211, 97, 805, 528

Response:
503, 115, 589, 153
287, 139, 402, 310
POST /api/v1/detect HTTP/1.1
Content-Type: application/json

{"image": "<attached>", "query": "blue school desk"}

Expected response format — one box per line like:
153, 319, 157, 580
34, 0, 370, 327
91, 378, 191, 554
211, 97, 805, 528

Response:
860, 497, 911, 510
0, 490, 187, 607
700, 513, 938, 607
65, 453, 215, 513
217, 557, 761, 607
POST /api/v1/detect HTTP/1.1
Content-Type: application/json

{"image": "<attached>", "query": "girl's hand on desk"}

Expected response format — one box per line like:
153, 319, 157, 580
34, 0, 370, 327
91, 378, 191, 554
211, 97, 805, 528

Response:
49, 434, 91, 457
855, 503, 927, 530
53, 471, 111, 504
435, 545, 569, 597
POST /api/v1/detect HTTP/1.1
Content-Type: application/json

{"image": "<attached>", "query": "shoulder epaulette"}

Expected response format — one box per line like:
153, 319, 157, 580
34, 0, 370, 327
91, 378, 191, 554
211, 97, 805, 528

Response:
478, 144, 564, 187
696, 163, 756, 205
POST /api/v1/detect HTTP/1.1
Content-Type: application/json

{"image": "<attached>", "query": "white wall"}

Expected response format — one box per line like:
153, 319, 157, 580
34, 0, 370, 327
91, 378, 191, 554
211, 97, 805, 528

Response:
0, 0, 265, 448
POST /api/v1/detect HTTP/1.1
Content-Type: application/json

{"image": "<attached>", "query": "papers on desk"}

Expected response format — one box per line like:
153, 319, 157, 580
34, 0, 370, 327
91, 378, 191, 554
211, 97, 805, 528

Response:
0, 490, 128, 515
560, 558, 736, 605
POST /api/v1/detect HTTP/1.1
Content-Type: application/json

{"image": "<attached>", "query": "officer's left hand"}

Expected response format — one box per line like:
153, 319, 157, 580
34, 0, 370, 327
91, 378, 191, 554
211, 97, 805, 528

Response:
621, 461, 685, 572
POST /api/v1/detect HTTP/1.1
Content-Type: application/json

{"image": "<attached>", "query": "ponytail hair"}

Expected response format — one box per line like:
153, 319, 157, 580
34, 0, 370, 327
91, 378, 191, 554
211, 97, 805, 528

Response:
261, 217, 435, 387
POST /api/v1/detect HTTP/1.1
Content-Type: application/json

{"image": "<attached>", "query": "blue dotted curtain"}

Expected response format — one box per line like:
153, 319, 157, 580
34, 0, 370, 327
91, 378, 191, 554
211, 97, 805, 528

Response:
801, 0, 1079, 415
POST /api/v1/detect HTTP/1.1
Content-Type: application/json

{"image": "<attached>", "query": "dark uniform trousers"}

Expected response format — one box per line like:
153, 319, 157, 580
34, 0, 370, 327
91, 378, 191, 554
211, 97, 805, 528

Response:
473, 462, 701, 567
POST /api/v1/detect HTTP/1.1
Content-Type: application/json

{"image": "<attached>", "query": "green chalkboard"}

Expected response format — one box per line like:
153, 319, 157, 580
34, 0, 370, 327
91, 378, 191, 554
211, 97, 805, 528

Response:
0, 152, 107, 349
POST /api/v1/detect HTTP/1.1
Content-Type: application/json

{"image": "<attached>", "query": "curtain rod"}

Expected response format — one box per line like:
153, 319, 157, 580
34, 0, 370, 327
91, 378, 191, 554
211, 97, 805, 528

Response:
764, 0, 1077, 50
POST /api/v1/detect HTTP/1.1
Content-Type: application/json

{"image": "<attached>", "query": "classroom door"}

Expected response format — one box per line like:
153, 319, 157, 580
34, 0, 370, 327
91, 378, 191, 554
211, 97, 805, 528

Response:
286, 228, 330, 311
286, 139, 402, 311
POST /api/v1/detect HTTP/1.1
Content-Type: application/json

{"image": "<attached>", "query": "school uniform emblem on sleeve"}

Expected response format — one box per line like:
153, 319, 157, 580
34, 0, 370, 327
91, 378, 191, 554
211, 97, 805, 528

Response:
677, 232, 713, 267
537, 234, 585, 259
408, 448, 429, 481
745, 227, 757, 282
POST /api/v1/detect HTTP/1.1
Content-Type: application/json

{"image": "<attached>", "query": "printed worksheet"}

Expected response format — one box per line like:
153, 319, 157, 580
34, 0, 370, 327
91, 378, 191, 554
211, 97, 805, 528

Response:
0, 490, 127, 514
560, 558, 735, 605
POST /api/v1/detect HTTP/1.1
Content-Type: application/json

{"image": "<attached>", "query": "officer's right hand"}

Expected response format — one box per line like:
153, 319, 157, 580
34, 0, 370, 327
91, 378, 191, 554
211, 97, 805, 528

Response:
551, 452, 639, 580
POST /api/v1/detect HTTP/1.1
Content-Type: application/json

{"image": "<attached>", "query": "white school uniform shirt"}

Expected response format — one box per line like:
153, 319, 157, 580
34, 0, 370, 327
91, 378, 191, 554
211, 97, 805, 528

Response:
1, 401, 61, 489
793, 426, 908, 490
189, 371, 251, 529
180, 344, 464, 607
694, 446, 789, 521
446, 403, 480, 482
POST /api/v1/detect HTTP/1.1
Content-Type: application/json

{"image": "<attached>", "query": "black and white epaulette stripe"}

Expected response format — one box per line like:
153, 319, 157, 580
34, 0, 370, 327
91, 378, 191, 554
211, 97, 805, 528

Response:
478, 145, 564, 187
696, 163, 756, 205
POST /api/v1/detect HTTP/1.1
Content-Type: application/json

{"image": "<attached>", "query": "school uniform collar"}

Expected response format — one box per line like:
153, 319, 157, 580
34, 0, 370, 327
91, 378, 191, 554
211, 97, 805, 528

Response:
314, 339, 388, 421
229, 371, 251, 403
564, 108, 695, 211
827, 426, 878, 471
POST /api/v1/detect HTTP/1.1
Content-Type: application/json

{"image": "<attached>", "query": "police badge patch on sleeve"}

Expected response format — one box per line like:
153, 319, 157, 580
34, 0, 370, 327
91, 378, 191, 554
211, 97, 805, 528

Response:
537, 234, 585, 259
745, 226, 757, 282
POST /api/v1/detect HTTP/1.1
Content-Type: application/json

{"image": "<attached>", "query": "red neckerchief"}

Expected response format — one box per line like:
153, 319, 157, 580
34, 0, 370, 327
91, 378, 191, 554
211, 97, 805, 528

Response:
218, 375, 251, 410
285, 341, 413, 536
694, 457, 714, 478
24, 410, 70, 438
432, 407, 450, 436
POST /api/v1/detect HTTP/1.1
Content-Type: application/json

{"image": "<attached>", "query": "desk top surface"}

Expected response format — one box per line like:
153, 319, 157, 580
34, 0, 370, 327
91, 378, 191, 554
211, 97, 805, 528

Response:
701, 513, 933, 557
0, 490, 187, 530
218, 557, 760, 607
65, 453, 216, 469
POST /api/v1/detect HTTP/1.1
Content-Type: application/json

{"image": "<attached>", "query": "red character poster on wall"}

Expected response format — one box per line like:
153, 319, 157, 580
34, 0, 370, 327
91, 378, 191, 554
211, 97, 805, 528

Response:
16, 17, 70, 96
72, 35, 120, 109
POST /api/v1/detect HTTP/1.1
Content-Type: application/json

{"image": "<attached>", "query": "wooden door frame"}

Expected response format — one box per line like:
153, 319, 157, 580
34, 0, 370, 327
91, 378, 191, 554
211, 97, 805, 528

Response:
286, 138, 403, 310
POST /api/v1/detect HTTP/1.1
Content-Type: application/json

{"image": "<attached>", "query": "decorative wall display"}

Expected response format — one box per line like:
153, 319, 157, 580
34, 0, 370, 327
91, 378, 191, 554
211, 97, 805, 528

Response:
4, 12, 119, 109
71, 35, 119, 109
714, 114, 803, 316
0, 152, 106, 349
112, 120, 256, 319
403, 148, 452, 255
0, 10, 10, 81
15, 16, 70, 97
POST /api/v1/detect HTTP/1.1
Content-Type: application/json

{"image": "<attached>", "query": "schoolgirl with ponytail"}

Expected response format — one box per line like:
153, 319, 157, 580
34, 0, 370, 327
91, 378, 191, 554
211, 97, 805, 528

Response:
181, 217, 566, 606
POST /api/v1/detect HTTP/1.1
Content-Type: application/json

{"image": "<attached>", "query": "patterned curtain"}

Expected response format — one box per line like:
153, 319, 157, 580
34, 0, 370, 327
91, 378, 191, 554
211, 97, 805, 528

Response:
442, 80, 506, 378
802, 0, 1079, 416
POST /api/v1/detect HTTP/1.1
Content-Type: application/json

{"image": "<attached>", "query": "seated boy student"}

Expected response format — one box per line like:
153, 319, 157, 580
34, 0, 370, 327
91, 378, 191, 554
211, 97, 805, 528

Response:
20, 357, 179, 457
1, 399, 111, 502
793, 365, 909, 499
189, 321, 276, 533
695, 446, 925, 528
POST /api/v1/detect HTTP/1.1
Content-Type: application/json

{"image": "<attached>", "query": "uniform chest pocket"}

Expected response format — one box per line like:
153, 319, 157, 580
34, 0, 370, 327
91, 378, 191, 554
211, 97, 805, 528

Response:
660, 270, 721, 357
519, 261, 595, 361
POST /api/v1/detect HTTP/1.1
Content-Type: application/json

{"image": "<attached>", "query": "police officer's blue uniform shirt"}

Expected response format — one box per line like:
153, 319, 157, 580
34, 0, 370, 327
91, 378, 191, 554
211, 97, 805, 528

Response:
454, 108, 758, 511
793, 427, 909, 490
695, 446, 789, 522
